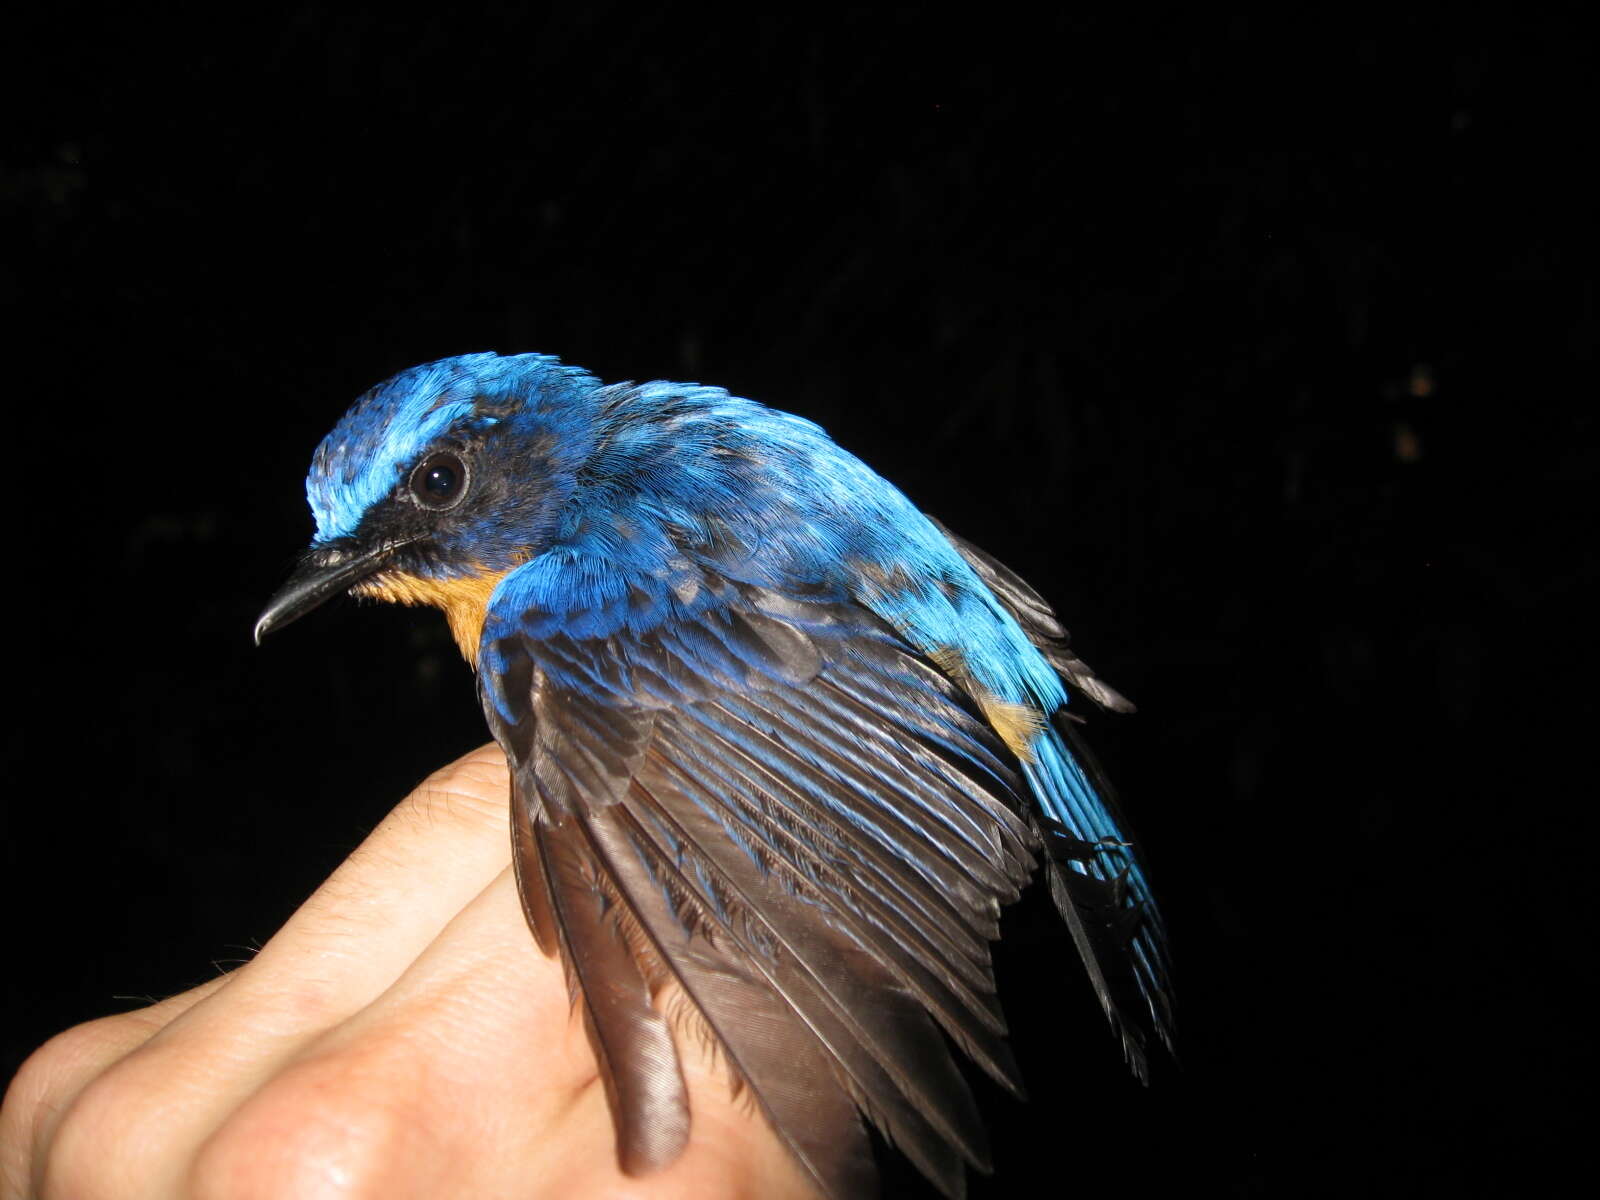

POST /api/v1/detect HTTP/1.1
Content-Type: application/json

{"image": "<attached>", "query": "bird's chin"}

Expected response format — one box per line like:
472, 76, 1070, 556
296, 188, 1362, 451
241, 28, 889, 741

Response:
350, 567, 509, 663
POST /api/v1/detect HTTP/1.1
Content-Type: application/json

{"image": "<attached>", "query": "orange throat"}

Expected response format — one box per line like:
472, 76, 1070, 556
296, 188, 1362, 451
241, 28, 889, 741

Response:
353, 568, 508, 663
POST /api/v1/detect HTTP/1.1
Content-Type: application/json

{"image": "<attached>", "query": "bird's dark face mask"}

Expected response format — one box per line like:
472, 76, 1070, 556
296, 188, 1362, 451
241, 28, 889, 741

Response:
256, 417, 572, 660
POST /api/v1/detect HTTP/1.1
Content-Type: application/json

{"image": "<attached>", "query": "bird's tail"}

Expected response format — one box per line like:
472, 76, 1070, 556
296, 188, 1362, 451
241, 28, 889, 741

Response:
1023, 722, 1176, 1081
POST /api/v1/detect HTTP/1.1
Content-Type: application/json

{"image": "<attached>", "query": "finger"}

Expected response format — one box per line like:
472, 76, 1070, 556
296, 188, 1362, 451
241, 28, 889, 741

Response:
185, 869, 580, 1199
187, 743, 515, 1031
190, 870, 817, 1198
1, 977, 228, 1200
131, 743, 512, 1071
32, 746, 518, 1198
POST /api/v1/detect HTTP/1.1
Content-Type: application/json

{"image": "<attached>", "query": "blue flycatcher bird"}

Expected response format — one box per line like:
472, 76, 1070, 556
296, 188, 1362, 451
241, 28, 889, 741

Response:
255, 352, 1174, 1198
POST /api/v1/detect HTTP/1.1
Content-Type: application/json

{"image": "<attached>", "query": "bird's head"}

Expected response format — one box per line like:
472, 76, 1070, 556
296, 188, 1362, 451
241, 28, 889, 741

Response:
255, 352, 604, 659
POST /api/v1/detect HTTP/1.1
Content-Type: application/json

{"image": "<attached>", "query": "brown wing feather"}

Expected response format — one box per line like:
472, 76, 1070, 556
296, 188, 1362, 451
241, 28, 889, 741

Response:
480, 584, 1040, 1200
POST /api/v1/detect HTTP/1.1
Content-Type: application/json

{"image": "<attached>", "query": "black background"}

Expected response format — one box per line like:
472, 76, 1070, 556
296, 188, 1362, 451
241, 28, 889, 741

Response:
3, 8, 1593, 1196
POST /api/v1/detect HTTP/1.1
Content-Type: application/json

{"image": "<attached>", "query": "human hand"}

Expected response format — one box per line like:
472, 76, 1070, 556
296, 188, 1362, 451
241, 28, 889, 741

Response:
1, 746, 815, 1199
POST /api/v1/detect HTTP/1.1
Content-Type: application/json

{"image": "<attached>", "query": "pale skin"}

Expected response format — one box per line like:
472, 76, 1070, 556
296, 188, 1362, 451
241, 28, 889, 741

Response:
0, 746, 817, 1200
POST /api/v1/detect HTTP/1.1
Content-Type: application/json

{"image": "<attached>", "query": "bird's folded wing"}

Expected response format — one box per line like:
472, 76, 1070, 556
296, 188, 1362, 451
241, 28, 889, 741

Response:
931, 519, 1175, 1072
478, 566, 1041, 1200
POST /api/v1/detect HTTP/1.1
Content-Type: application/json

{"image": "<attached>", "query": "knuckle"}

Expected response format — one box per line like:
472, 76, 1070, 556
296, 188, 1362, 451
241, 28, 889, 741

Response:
5, 1014, 163, 1199
35, 1054, 172, 1200
8, 1013, 144, 1111
2, 1024, 96, 1137
188, 1051, 431, 1200
0, 1044, 67, 1194
401, 745, 508, 830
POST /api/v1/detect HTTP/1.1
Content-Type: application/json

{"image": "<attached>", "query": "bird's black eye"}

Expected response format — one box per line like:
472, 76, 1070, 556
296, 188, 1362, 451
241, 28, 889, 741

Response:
409, 451, 468, 510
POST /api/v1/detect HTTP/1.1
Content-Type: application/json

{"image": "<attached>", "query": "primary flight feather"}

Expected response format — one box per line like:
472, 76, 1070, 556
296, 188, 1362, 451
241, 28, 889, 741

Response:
256, 352, 1174, 1198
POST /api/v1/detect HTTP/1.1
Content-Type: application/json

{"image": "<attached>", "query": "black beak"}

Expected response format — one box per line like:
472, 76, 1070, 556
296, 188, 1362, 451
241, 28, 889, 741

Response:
254, 539, 409, 644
